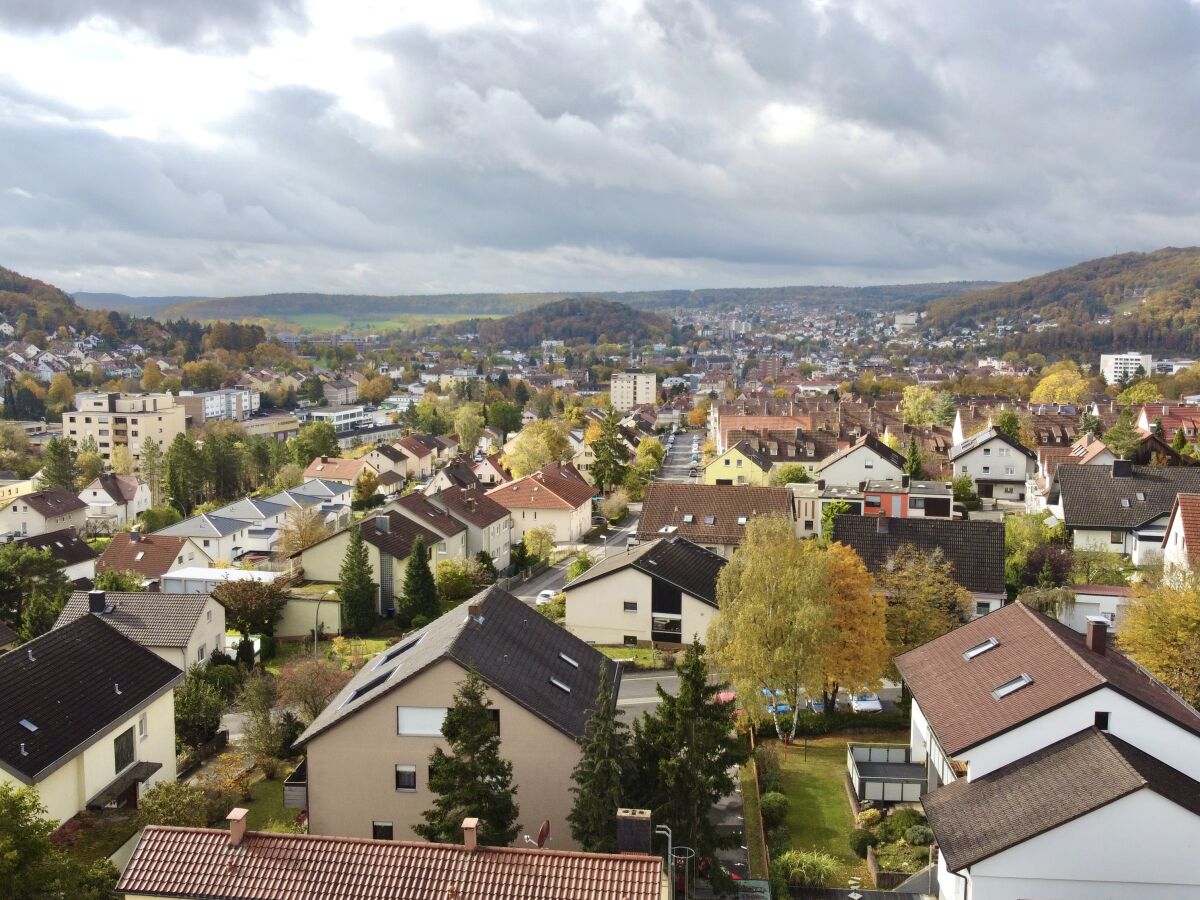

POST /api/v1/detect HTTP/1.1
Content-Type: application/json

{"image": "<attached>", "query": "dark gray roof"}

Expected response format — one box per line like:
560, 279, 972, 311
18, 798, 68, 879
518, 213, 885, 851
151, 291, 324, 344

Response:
832, 515, 1005, 595
924, 728, 1200, 871
298, 587, 619, 747
567, 536, 727, 606
14, 528, 97, 566
20, 486, 87, 517
157, 513, 246, 539
0, 615, 182, 782
56, 591, 216, 648
212, 497, 289, 523
949, 426, 1036, 461
1057, 463, 1200, 529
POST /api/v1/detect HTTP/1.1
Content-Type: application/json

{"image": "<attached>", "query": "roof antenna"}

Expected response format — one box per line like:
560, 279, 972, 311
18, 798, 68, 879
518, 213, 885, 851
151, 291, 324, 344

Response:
20, 743, 27, 756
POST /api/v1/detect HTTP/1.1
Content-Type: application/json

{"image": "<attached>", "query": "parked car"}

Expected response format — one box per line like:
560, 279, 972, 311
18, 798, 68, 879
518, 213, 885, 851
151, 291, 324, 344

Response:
850, 693, 883, 714
536, 590, 559, 606
808, 697, 837, 714
591, 515, 608, 528
761, 688, 792, 714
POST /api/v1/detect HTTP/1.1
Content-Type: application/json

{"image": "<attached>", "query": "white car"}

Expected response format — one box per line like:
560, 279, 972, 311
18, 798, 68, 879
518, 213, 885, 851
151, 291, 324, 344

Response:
850, 693, 883, 714
536, 590, 559, 606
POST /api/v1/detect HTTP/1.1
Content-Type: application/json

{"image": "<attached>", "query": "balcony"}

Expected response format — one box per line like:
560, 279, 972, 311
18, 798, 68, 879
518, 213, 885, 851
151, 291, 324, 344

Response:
847, 743, 926, 804
283, 758, 307, 810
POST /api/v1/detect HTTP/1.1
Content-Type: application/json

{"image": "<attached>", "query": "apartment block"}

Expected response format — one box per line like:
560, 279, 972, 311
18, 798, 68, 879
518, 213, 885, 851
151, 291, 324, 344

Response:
1099, 351, 1153, 384
177, 388, 260, 424
64, 392, 187, 462
610, 371, 656, 412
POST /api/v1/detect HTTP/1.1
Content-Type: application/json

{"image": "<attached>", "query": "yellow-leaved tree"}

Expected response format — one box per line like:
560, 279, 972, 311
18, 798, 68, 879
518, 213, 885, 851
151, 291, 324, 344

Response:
1030, 362, 1089, 404
1118, 578, 1200, 707
502, 419, 572, 477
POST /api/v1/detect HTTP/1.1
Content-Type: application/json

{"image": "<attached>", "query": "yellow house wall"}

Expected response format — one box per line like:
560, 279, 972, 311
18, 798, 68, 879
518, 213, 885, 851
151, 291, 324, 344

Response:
565, 568, 717, 645
278, 594, 343, 639
305, 658, 581, 849
703, 448, 770, 486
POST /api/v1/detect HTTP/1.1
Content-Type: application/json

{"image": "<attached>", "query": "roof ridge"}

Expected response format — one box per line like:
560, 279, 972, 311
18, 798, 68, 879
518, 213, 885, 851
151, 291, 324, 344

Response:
1017, 601, 1104, 682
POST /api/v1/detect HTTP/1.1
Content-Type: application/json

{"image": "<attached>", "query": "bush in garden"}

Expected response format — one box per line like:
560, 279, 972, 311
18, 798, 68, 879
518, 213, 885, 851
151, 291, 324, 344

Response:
849, 827, 879, 858
139, 781, 207, 828
759, 791, 789, 829
904, 825, 934, 846
877, 807, 927, 842
202, 664, 241, 701
854, 807, 882, 829
766, 823, 791, 857
774, 849, 840, 887
755, 743, 783, 792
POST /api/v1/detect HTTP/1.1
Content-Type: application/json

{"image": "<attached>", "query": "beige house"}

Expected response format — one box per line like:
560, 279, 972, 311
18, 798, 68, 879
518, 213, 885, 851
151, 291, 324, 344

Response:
0, 614, 181, 826
428, 484, 513, 572
303, 456, 379, 486
291, 587, 620, 850
564, 536, 726, 647
56, 589, 227, 671
389, 492, 469, 561
79, 472, 152, 533
363, 443, 410, 478
487, 461, 595, 545
396, 437, 434, 479
0, 485, 88, 537
64, 391, 187, 463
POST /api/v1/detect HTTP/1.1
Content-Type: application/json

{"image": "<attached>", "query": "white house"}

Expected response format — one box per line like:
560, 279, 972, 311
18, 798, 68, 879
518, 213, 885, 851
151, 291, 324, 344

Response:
1161, 493, 1200, 583
78, 473, 151, 533
487, 461, 596, 545
948, 427, 1037, 506
154, 513, 253, 564
0, 486, 88, 537
813, 433, 905, 487
13, 528, 98, 582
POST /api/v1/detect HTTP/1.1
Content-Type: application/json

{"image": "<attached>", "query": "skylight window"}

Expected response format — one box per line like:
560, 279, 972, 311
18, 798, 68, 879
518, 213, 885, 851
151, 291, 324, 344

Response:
550, 676, 572, 693
704, 515, 716, 525
737, 516, 748, 525
1136, 492, 1146, 501
992, 673, 1033, 700
134, 551, 144, 561
1120, 498, 1130, 508
377, 635, 422, 667
682, 514, 694, 524
559, 652, 579, 668
963, 637, 999, 660
343, 672, 391, 706
19, 719, 37, 732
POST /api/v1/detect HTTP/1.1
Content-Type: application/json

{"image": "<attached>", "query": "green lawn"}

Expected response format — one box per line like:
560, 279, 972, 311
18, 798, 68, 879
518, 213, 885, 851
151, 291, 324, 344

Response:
775, 729, 908, 886
596, 646, 662, 669
266, 636, 391, 674
243, 777, 294, 832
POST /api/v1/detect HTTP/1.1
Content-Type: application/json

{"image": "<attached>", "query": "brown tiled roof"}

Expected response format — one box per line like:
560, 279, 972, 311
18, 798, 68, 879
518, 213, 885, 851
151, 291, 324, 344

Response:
636, 483, 793, 546
360, 511, 442, 560
396, 436, 432, 458
302, 456, 370, 481
1162, 493, 1200, 551
99, 533, 192, 578
923, 727, 1200, 871
17, 486, 87, 517
895, 602, 1200, 756
14, 527, 97, 566
487, 462, 596, 511
118, 826, 662, 900
93, 472, 142, 503
436, 485, 509, 528
393, 493, 466, 538
56, 591, 215, 648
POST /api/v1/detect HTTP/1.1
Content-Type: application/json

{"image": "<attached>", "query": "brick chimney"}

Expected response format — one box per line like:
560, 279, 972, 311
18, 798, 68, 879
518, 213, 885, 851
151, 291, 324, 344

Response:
1086, 616, 1108, 656
227, 807, 248, 847
615, 808, 652, 854
88, 590, 107, 614
461, 817, 479, 852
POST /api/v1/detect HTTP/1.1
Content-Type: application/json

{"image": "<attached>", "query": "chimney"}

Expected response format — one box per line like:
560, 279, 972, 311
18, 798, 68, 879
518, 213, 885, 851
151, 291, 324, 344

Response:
616, 808, 652, 854
227, 807, 248, 847
88, 590, 107, 614
1112, 459, 1133, 477
876, 516, 889, 534
468, 600, 484, 619
375, 514, 390, 533
461, 817, 479, 852
129, 530, 140, 543
1086, 616, 1108, 656
902, 474, 910, 489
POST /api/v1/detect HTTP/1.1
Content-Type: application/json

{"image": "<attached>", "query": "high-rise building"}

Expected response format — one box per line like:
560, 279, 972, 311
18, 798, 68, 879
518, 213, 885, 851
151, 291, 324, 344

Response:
1099, 352, 1153, 384
64, 392, 187, 462
610, 371, 657, 412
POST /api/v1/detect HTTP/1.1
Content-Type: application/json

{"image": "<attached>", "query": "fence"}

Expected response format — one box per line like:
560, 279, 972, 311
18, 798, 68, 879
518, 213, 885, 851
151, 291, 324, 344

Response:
496, 559, 549, 592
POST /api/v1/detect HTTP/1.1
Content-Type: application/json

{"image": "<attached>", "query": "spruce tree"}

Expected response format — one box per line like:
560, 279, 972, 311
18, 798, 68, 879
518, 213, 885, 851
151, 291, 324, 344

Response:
399, 535, 439, 625
139, 436, 165, 506
38, 437, 80, 490
1173, 426, 1189, 453
339, 527, 377, 636
415, 670, 520, 846
568, 668, 628, 852
590, 406, 630, 493
904, 435, 925, 479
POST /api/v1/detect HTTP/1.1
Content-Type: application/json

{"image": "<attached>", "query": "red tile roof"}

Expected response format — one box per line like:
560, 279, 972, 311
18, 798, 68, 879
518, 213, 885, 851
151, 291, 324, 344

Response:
98, 532, 193, 578
487, 462, 596, 511
302, 456, 372, 482
118, 826, 662, 900
1163, 493, 1200, 551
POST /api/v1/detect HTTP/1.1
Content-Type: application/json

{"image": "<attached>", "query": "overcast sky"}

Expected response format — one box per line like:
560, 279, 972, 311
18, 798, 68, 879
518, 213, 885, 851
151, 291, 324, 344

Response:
1, 0, 1197, 297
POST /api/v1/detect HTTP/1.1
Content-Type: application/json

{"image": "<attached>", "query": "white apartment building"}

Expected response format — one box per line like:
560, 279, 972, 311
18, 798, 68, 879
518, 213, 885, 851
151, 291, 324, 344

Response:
610, 372, 657, 412
299, 404, 367, 433
1099, 351, 1153, 384
64, 392, 187, 462
177, 388, 260, 424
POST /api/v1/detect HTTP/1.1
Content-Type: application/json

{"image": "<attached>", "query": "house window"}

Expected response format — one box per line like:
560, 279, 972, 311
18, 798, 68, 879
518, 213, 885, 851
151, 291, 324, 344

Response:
910, 498, 925, 509
623, 635, 638, 647
395, 765, 417, 792
1095, 711, 1110, 731
1110, 531, 1123, 545
203, 539, 210, 548
372, 822, 394, 840
624, 601, 637, 612
960, 465, 968, 474
992, 673, 1033, 699
983, 448, 990, 456
723, 459, 730, 466
982, 466, 990, 474
865, 497, 881, 508
397, 707, 448, 736
490, 708, 501, 736
206, 610, 212, 623
803, 520, 813, 530
114, 727, 135, 773
137, 712, 148, 740
197, 644, 206, 663
974, 602, 991, 617
864, 460, 873, 469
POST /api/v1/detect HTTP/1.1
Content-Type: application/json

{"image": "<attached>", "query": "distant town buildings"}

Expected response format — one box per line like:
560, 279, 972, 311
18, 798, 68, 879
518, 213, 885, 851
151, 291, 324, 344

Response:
65, 392, 187, 462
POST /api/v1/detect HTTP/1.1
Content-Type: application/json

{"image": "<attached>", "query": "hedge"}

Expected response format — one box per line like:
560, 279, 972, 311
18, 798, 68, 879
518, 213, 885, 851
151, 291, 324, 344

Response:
750, 709, 909, 739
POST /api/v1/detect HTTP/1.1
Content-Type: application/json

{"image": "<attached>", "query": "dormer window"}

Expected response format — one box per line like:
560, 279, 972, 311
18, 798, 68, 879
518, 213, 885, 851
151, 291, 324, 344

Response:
992, 673, 1033, 700
963, 637, 999, 660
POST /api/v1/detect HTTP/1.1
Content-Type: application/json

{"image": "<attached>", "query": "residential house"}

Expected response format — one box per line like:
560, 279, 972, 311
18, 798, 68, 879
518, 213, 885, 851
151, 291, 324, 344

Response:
389, 492, 469, 561
154, 513, 252, 564
265, 479, 354, 530
564, 536, 726, 647
636, 482, 794, 557
427, 484, 513, 572
13, 528, 97, 582
0, 614, 182, 825
790, 481, 866, 537
0, 486, 88, 537
97, 532, 212, 588
894, 602, 1200, 900
487, 461, 596, 544
117, 814, 662, 900
290, 587, 621, 849
424, 455, 482, 494
815, 433, 906, 487
322, 378, 359, 405
1162, 493, 1200, 582
56, 589, 226, 671
303, 455, 379, 486
861, 477, 953, 519
363, 443, 410, 479
1055, 584, 1133, 633
949, 427, 1037, 506
396, 436, 434, 479
79, 472, 151, 534
832, 515, 1006, 616
1053, 461, 1200, 564
474, 452, 512, 486
297, 511, 444, 615
703, 441, 773, 486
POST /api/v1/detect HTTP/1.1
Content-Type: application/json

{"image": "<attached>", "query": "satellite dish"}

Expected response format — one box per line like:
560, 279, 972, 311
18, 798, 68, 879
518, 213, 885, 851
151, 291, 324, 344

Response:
535, 819, 551, 848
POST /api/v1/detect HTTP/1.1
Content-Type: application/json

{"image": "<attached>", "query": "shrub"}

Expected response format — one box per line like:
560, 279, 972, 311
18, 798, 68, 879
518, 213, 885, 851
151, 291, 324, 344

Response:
774, 849, 840, 887
236, 638, 256, 669
877, 807, 927, 842
258, 635, 277, 661
766, 823, 791, 856
855, 808, 882, 828
760, 791, 789, 830
849, 827, 879, 858
207, 650, 237, 669
904, 825, 934, 846
410, 615, 430, 629
139, 780, 207, 828
202, 664, 241, 701
875, 839, 928, 873
537, 595, 566, 620
276, 711, 305, 759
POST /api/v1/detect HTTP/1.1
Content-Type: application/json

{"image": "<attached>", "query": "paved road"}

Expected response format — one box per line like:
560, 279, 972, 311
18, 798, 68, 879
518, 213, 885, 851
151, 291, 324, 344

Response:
616, 669, 679, 719
658, 428, 702, 483
515, 505, 644, 603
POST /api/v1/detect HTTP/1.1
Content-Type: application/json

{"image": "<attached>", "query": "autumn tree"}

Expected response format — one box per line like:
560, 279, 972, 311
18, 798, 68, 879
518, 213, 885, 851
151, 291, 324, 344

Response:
45, 372, 75, 416
454, 404, 486, 456
900, 385, 938, 425
213, 578, 289, 639
277, 657, 353, 723
522, 526, 555, 563
358, 374, 394, 405
772, 462, 810, 485
278, 506, 332, 555
140, 359, 163, 391
110, 443, 134, 476
1117, 380, 1163, 405
1030, 362, 1088, 404
38, 437, 79, 490
139, 436, 165, 505
1118, 577, 1200, 707
353, 468, 380, 504
878, 546, 974, 681
503, 419, 571, 477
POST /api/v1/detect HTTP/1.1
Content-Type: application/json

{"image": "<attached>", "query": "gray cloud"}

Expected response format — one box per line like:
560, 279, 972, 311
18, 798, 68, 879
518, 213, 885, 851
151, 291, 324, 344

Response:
0, 0, 304, 51
2, 0, 1200, 296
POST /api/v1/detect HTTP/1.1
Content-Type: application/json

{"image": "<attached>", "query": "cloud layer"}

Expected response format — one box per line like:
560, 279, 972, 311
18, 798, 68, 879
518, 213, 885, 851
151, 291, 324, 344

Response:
1, 0, 1198, 296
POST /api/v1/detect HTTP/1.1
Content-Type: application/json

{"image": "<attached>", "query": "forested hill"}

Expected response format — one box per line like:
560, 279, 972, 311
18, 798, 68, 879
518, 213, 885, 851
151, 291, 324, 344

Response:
0, 266, 90, 333
473, 298, 673, 349
922, 247, 1200, 354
